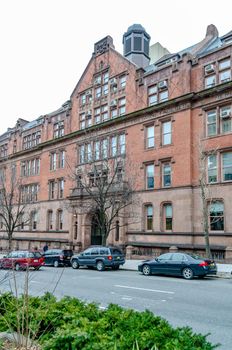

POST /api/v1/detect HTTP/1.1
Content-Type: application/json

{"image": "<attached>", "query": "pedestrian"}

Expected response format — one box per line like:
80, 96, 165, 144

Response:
43, 243, 48, 252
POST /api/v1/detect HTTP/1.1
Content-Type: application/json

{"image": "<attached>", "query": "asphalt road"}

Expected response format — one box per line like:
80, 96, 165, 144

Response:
0, 266, 231, 349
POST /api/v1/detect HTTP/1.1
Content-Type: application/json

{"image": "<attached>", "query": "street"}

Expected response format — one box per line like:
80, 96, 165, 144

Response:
0, 266, 231, 349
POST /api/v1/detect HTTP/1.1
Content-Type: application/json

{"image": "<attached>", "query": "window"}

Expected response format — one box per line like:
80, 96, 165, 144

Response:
102, 83, 108, 96
50, 153, 57, 170
94, 107, 101, 124
162, 121, 172, 145
21, 184, 39, 203
206, 110, 217, 136
208, 155, 217, 183
101, 105, 108, 121
87, 143, 92, 162
22, 131, 41, 150
21, 158, 40, 177
102, 139, 108, 158
118, 97, 126, 116
53, 121, 64, 138
0, 144, 8, 158
205, 75, 216, 88
47, 210, 53, 230
162, 163, 171, 187
145, 205, 153, 230
146, 164, 154, 189
111, 108, 117, 119
220, 106, 232, 133
103, 71, 109, 83
146, 125, 154, 148
95, 86, 101, 99
159, 90, 168, 102
94, 141, 100, 160
79, 145, 85, 164
58, 178, 64, 198
49, 181, 56, 199
80, 93, 86, 105
80, 112, 92, 130
119, 75, 126, 89
119, 134, 125, 155
57, 210, 63, 230
219, 59, 231, 83
163, 203, 173, 230
59, 150, 65, 168
111, 136, 117, 156
148, 85, 157, 106
209, 201, 224, 231
222, 152, 232, 181
31, 211, 38, 231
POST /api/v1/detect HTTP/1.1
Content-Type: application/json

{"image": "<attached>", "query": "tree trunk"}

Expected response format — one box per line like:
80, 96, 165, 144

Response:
200, 181, 212, 259
8, 233, 13, 252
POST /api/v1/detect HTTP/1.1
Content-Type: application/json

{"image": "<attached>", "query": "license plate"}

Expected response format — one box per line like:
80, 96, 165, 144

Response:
34, 259, 38, 262
210, 263, 215, 267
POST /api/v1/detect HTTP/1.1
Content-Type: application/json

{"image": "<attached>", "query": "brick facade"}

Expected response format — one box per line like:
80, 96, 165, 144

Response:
0, 25, 232, 260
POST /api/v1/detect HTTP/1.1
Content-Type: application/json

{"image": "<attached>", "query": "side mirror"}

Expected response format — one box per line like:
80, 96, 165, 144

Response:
3, 255, 6, 258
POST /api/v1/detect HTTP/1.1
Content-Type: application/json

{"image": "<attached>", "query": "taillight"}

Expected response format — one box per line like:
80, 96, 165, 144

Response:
199, 261, 209, 267
107, 255, 113, 260
60, 255, 64, 260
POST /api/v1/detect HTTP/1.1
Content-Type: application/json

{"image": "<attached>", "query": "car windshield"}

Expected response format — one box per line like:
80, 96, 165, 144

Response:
188, 253, 205, 260
33, 252, 42, 258
111, 248, 123, 255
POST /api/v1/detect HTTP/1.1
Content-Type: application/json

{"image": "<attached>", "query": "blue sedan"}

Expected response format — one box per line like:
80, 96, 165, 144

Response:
138, 252, 217, 280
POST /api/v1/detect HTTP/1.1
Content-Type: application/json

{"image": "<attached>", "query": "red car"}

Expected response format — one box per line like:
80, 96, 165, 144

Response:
0, 250, 45, 271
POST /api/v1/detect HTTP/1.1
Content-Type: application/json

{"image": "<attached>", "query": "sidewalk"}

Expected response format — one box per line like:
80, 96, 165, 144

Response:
122, 260, 232, 278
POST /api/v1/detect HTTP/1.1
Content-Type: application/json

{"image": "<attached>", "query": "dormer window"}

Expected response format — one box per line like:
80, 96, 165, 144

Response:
219, 59, 231, 83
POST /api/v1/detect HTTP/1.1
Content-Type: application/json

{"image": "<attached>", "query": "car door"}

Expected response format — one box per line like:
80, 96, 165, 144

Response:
169, 253, 188, 275
154, 253, 173, 275
44, 250, 53, 265
90, 247, 99, 266
78, 248, 92, 266
1, 252, 13, 268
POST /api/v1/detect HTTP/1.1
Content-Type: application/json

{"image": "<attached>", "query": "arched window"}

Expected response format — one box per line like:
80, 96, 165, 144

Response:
47, 210, 53, 231
145, 204, 153, 230
162, 203, 173, 231
208, 201, 224, 231
57, 210, 63, 231
31, 211, 38, 231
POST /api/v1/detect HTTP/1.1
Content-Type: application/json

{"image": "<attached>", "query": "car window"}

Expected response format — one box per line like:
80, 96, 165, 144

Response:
158, 253, 173, 261
12, 252, 20, 258
33, 252, 42, 258
111, 248, 123, 255
99, 248, 108, 255
171, 253, 187, 261
91, 248, 99, 255
8, 252, 13, 258
83, 248, 91, 256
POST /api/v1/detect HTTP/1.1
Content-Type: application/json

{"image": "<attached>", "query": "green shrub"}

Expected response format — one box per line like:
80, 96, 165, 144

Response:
0, 293, 218, 350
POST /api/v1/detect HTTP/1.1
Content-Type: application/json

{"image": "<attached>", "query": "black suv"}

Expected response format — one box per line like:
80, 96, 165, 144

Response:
42, 249, 73, 267
71, 246, 125, 271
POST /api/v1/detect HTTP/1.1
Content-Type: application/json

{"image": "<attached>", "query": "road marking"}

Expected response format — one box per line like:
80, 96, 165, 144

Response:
122, 297, 132, 300
114, 285, 174, 294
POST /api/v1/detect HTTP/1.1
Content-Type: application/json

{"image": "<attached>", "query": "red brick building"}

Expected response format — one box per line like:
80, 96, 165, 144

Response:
0, 24, 232, 260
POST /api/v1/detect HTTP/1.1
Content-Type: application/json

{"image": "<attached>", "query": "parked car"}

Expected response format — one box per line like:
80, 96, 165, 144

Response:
42, 249, 73, 267
0, 251, 44, 271
71, 246, 125, 271
138, 252, 217, 280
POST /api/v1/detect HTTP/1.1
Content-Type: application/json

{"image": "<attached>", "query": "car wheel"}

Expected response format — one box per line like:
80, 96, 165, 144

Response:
142, 264, 151, 276
53, 260, 59, 268
72, 260, 79, 269
182, 267, 193, 280
96, 261, 105, 271
112, 266, 120, 270
15, 263, 21, 271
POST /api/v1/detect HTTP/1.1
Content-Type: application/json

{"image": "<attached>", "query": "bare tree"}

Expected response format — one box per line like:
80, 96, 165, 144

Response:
198, 140, 219, 259
0, 165, 31, 251
68, 152, 139, 246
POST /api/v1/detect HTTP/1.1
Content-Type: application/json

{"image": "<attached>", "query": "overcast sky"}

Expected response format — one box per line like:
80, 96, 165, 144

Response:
0, 0, 231, 135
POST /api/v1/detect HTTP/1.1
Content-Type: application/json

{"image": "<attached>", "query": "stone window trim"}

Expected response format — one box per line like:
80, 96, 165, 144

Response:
160, 201, 173, 232
206, 149, 232, 184
204, 57, 231, 89
207, 199, 225, 232
143, 202, 154, 231
47, 210, 53, 231
204, 104, 232, 138
56, 209, 63, 231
